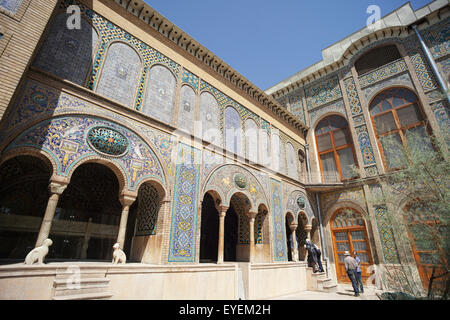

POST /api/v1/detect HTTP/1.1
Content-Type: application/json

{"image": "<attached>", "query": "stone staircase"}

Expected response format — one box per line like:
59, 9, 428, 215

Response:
306, 267, 338, 293
52, 267, 113, 300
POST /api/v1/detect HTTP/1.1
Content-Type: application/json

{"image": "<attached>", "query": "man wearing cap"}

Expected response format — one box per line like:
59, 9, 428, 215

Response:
344, 251, 360, 297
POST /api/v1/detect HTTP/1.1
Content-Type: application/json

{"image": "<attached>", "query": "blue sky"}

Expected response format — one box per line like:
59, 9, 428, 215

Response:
144, 0, 432, 90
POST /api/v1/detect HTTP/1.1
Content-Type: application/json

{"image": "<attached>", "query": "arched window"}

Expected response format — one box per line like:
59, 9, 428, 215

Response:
355, 45, 401, 76
315, 115, 356, 180
142, 65, 177, 124
96, 42, 142, 107
369, 88, 431, 169
225, 107, 242, 156
33, 14, 99, 86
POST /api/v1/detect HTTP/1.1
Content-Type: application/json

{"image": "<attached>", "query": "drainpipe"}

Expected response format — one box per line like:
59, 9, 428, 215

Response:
304, 144, 311, 184
412, 24, 450, 104
315, 192, 328, 275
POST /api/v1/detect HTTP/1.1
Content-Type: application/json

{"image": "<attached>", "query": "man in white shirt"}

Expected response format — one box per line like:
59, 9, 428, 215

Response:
344, 251, 360, 297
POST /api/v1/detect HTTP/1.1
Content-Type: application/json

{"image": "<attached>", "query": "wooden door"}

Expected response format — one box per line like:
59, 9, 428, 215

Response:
331, 208, 373, 283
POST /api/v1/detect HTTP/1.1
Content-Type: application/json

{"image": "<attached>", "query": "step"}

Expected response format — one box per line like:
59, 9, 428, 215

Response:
54, 277, 110, 288
54, 286, 110, 297
323, 283, 338, 293
52, 292, 113, 300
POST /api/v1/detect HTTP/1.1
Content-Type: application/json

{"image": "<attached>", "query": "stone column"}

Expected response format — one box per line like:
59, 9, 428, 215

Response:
304, 224, 313, 262
248, 212, 257, 263
116, 192, 137, 249
217, 206, 228, 264
35, 179, 69, 247
289, 223, 299, 262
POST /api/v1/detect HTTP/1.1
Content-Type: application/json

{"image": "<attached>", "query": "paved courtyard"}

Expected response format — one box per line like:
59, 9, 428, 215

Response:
270, 285, 381, 300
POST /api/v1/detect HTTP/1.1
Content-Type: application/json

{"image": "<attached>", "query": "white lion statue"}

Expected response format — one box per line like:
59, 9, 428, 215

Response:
112, 243, 126, 264
24, 239, 53, 265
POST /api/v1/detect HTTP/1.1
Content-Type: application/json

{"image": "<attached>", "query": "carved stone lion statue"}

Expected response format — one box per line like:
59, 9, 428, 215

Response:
24, 239, 53, 265
112, 243, 126, 264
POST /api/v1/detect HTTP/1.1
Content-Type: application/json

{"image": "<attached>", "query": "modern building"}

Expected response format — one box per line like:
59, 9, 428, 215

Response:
0, 0, 448, 299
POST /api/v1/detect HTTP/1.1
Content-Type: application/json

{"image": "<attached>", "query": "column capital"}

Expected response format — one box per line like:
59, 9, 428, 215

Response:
120, 191, 137, 207
289, 223, 298, 232
49, 180, 69, 195
218, 205, 229, 216
247, 211, 257, 220
304, 224, 313, 232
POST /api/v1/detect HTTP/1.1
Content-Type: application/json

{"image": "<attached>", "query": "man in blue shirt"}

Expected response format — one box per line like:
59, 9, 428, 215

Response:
353, 251, 364, 293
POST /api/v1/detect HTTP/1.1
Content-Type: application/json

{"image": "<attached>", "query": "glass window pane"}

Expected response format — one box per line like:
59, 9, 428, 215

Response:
381, 99, 392, 111
351, 230, 365, 240
392, 96, 404, 108
358, 252, 369, 263
397, 104, 423, 127
317, 134, 332, 152
335, 231, 348, 241
337, 242, 350, 251
380, 133, 404, 168
406, 125, 433, 155
329, 116, 347, 130
374, 112, 397, 134
338, 148, 356, 179
320, 152, 337, 175
333, 129, 351, 147
403, 90, 417, 104
353, 241, 367, 251
315, 118, 330, 134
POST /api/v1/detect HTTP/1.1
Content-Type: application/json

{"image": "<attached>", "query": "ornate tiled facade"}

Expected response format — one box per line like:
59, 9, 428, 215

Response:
0, 0, 448, 300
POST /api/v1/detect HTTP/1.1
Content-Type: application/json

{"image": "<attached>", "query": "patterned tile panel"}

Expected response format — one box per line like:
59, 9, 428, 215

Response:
402, 36, 438, 92
421, 17, 450, 60
270, 178, 287, 261
321, 188, 365, 214
358, 59, 408, 89
204, 164, 268, 210
374, 206, 400, 264
356, 125, 376, 166
305, 76, 342, 110
309, 99, 347, 128
168, 143, 202, 262
343, 76, 377, 172
181, 69, 199, 90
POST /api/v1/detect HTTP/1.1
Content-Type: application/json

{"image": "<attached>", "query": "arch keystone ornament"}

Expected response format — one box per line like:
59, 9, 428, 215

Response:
234, 173, 247, 189
297, 196, 305, 209
87, 126, 129, 157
